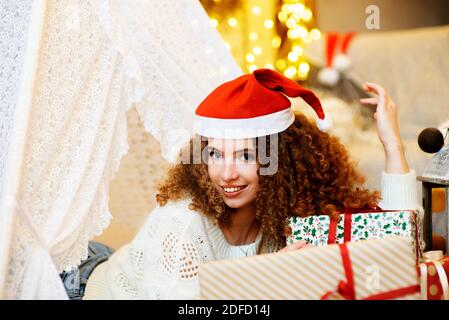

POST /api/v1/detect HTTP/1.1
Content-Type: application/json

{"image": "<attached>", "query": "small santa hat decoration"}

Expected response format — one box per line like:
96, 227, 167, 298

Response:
317, 32, 340, 87
194, 68, 331, 139
318, 32, 356, 87
333, 32, 356, 72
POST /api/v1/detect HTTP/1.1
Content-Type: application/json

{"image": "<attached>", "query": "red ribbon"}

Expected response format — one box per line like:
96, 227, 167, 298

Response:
327, 217, 338, 244
344, 212, 352, 243
321, 243, 420, 300
327, 209, 354, 244
326, 207, 420, 264
364, 285, 420, 300
327, 206, 394, 245
340, 243, 356, 299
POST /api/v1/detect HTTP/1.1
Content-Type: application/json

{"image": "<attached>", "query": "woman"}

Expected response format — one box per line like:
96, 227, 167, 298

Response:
83, 69, 419, 299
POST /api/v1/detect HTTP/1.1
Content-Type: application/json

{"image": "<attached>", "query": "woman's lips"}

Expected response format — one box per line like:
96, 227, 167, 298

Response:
222, 185, 247, 197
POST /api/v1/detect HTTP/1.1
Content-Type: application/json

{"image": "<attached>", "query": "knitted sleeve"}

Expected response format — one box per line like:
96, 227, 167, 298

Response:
378, 169, 425, 251
84, 201, 206, 299
378, 169, 419, 210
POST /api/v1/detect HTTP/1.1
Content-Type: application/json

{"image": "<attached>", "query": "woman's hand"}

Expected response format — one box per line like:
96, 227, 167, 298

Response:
279, 240, 313, 253
360, 83, 410, 174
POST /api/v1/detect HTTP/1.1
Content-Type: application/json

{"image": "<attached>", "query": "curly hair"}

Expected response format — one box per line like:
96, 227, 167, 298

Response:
156, 112, 380, 247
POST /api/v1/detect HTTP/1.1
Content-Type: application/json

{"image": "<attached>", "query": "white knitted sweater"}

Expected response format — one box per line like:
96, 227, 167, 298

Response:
84, 170, 421, 300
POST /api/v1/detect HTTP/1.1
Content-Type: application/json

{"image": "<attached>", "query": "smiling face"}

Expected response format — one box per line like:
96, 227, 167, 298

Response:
207, 138, 259, 210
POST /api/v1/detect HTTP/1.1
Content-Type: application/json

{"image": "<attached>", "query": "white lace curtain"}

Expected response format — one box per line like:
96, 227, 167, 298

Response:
0, 0, 241, 299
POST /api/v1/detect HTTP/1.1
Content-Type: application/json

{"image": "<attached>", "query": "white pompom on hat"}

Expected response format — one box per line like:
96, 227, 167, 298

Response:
333, 54, 351, 72
318, 67, 340, 87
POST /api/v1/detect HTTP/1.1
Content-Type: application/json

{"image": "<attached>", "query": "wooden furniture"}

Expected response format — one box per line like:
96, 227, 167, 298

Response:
417, 176, 449, 252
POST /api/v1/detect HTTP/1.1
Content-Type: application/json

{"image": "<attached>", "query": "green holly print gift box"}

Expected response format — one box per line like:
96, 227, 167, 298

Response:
287, 210, 419, 251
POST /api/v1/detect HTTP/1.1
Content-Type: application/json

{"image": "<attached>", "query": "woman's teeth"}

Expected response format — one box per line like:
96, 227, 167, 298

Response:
223, 186, 245, 193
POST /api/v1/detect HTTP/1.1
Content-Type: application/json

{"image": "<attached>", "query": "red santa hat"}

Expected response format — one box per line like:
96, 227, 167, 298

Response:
194, 68, 331, 139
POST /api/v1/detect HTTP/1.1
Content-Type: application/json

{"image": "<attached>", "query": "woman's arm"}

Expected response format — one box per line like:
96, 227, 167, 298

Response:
360, 84, 424, 252
360, 82, 420, 212
360, 82, 410, 174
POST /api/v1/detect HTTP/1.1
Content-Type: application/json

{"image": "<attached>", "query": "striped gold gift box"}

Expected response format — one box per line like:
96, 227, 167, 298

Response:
198, 236, 420, 300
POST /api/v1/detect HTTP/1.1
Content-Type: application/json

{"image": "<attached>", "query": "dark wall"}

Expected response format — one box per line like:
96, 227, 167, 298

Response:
315, 0, 449, 32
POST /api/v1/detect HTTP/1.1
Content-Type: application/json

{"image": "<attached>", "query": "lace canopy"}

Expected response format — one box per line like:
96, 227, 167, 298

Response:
0, 0, 241, 299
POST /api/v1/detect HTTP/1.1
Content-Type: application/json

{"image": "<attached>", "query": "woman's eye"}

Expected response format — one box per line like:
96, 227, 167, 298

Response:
209, 150, 222, 159
240, 151, 255, 161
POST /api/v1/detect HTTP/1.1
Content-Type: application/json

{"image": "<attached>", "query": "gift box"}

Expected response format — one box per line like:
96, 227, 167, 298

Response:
418, 251, 449, 300
287, 209, 419, 260
198, 236, 420, 300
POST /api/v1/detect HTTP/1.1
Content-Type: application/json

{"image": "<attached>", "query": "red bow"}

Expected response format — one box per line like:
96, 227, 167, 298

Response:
321, 244, 355, 300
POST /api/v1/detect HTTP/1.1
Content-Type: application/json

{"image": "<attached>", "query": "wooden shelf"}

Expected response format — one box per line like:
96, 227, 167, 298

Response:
417, 176, 449, 186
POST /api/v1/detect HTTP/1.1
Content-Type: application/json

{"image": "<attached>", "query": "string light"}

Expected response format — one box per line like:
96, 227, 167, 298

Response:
281, 4, 291, 13
249, 32, 258, 41
292, 45, 303, 55
290, 3, 305, 15
251, 6, 261, 15
288, 52, 299, 62
274, 0, 318, 80
210, 18, 218, 28
284, 66, 297, 79
287, 29, 299, 40
252, 46, 262, 56
277, 12, 288, 22
246, 53, 255, 63
287, 26, 308, 40
248, 64, 258, 72
299, 62, 310, 74
286, 18, 296, 29
302, 8, 313, 22
297, 26, 308, 38
271, 36, 282, 48
291, 13, 301, 22
264, 19, 274, 29
310, 28, 321, 40
228, 17, 238, 27
200, 0, 319, 81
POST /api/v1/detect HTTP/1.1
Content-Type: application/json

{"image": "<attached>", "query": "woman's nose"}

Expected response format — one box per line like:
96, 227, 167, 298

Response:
221, 162, 239, 181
